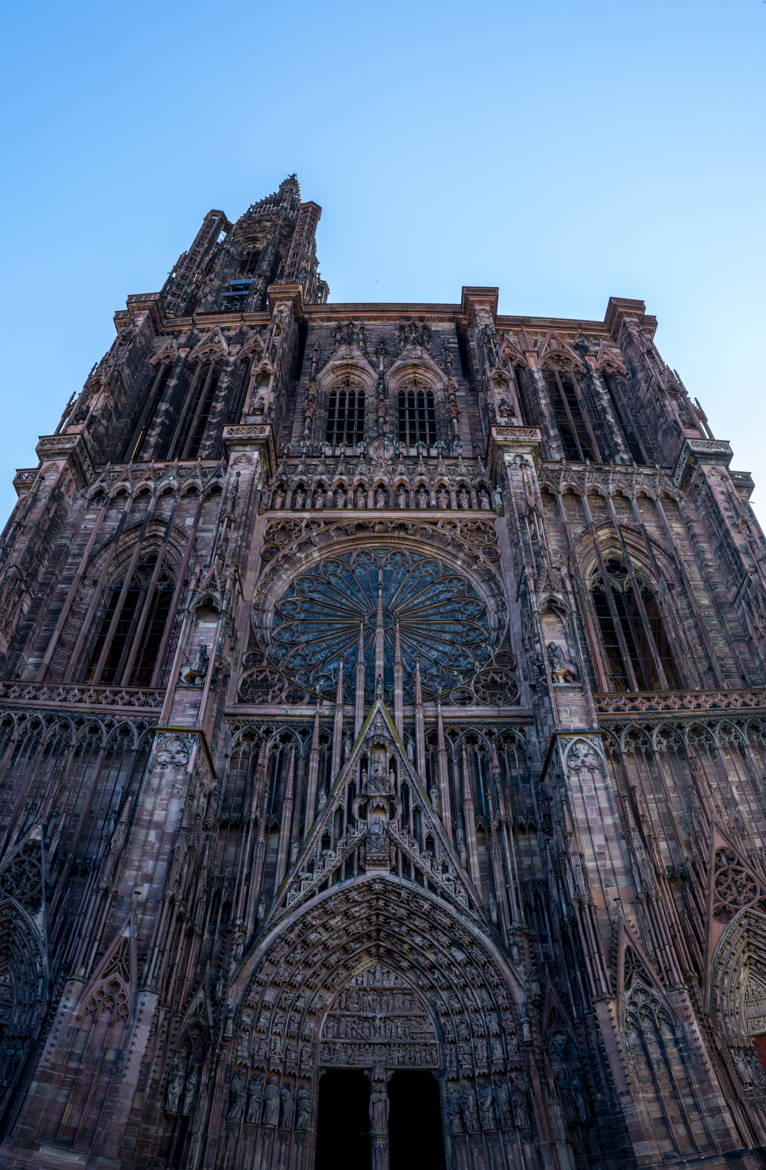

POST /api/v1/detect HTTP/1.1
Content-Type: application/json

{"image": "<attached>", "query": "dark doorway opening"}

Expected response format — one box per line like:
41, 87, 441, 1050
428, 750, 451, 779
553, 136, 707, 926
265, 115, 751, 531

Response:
388, 1070, 446, 1170
315, 1069, 371, 1170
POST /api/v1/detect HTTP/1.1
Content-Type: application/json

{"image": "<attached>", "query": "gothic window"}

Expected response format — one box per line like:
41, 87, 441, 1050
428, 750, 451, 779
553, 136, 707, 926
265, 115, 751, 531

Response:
590, 556, 680, 691
85, 553, 175, 687
397, 381, 436, 448
543, 367, 598, 462
601, 372, 647, 464
237, 247, 260, 277
228, 356, 251, 423
325, 379, 365, 446
124, 361, 172, 461
183, 361, 221, 458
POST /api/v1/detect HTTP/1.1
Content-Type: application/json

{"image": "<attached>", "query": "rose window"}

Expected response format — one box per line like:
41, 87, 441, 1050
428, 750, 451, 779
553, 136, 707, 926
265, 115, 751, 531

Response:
268, 549, 491, 702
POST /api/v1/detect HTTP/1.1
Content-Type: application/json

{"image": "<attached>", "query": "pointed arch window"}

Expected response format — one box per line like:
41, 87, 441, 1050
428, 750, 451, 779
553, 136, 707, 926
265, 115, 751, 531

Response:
85, 552, 176, 687
543, 366, 598, 462
124, 360, 173, 462
228, 355, 252, 424
398, 380, 436, 448
326, 378, 365, 446
590, 556, 680, 691
159, 359, 222, 460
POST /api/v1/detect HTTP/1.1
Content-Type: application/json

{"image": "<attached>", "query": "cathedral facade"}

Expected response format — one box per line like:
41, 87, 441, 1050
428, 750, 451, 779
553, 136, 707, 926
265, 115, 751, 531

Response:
0, 175, 764, 1169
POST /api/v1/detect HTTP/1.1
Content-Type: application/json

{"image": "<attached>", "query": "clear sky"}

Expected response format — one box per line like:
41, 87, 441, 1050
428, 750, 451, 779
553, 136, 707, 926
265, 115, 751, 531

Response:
1, 0, 763, 524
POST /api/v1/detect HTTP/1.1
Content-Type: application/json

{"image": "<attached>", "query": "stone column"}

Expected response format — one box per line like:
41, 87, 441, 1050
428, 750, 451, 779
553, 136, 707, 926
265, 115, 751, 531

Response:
369, 1068, 389, 1170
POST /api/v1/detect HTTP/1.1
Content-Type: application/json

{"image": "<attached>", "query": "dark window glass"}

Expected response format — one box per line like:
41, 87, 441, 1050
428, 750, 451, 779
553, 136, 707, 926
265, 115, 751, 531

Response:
544, 367, 597, 461
591, 557, 680, 691
86, 557, 175, 686
183, 362, 221, 459
397, 384, 436, 447
326, 381, 365, 446
125, 362, 172, 462
602, 372, 647, 464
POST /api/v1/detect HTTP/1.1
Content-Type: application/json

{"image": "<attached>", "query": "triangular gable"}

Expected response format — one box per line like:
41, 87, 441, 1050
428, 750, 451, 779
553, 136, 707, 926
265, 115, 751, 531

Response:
149, 336, 178, 367
263, 697, 483, 929
76, 917, 137, 1020
537, 331, 585, 370
593, 340, 626, 375
0, 822, 47, 939
188, 327, 228, 364
706, 824, 766, 968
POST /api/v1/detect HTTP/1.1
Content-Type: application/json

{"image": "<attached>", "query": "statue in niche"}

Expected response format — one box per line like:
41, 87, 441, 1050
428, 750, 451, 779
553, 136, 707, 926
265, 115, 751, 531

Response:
273, 486, 285, 508
181, 644, 209, 687
226, 1068, 248, 1122
397, 485, 408, 508
182, 1064, 200, 1116
165, 1061, 185, 1115
263, 1079, 280, 1126
294, 487, 306, 509
246, 1074, 264, 1124
313, 488, 324, 509
355, 485, 367, 508
478, 487, 491, 509
375, 485, 387, 507
436, 485, 449, 508
457, 486, 470, 509
416, 485, 429, 508
295, 1087, 312, 1131
280, 1083, 295, 1128
334, 486, 346, 508
369, 1081, 389, 1133
547, 641, 578, 684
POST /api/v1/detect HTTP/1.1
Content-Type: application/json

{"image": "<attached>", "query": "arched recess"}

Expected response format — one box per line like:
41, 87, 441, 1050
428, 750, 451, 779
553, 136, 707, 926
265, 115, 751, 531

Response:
207, 874, 535, 1170
710, 907, 766, 1132
0, 895, 47, 1125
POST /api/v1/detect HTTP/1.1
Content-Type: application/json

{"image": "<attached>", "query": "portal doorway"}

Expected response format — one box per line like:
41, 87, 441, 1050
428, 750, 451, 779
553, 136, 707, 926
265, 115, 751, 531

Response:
315, 1069, 371, 1170
388, 1070, 446, 1170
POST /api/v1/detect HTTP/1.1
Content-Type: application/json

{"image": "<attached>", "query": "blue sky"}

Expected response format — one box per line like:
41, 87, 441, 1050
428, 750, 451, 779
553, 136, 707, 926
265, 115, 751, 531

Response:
1, 0, 763, 523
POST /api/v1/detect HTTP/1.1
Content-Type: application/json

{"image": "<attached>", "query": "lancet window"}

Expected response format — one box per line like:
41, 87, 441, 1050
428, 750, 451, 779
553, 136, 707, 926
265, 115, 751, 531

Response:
543, 366, 598, 462
325, 378, 365, 446
397, 379, 436, 448
601, 372, 648, 465
590, 556, 680, 691
156, 359, 222, 460
228, 356, 252, 424
84, 553, 176, 687
237, 247, 260, 276
124, 360, 173, 462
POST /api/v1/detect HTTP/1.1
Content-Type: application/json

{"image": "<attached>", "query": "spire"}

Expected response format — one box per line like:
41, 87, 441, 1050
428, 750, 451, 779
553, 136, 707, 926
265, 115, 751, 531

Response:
414, 658, 426, 779
393, 620, 404, 734
436, 702, 452, 832
355, 623, 366, 734
375, 569, 385, 689
305, 693, 322, 829
331, 661, 345, 780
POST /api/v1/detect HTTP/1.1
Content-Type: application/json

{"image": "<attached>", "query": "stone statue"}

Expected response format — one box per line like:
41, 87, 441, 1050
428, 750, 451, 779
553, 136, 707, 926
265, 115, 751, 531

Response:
226, 1068, 248, 1122
263, 1079, 280, 1126
181, 1063, 200, 1116
457, 487, 470, 509
165, 1060, 185, 1115
295, 1086, 312, 1131
397, 485, 408, 508
246, 1074, 264, 1125
369, 1082, 389, 1133
478, 1079, 496, 1130
511, 1079, 530, 1129
280, 1083, 295, 1129
547, 641, 578, 684
181, 644, 209, 687
436, 486, 449, 508
416, 485, 429, 509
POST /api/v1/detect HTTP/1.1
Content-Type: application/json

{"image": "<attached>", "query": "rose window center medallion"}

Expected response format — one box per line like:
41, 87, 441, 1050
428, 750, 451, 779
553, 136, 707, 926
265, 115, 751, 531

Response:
268, 549, 492, 702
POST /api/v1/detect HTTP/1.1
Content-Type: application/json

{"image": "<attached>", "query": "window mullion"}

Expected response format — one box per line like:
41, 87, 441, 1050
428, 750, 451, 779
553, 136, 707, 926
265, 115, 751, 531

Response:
607, 503, 669, 689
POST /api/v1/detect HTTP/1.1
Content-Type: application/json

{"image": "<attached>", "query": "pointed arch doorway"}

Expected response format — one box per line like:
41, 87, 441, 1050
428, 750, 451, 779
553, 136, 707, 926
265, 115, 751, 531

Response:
315, 962, 446, 1170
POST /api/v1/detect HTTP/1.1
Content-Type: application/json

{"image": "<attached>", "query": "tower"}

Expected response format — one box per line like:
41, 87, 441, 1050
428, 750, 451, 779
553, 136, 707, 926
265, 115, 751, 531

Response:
0, 176, 765, 1170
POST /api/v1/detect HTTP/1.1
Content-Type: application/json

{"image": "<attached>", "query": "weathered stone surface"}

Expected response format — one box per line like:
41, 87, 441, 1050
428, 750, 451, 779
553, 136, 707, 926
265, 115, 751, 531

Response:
0, 177, 763, 1169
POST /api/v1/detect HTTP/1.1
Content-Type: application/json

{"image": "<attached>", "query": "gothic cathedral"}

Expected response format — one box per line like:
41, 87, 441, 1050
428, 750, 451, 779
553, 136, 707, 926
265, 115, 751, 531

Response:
0, 175, 765, 1170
